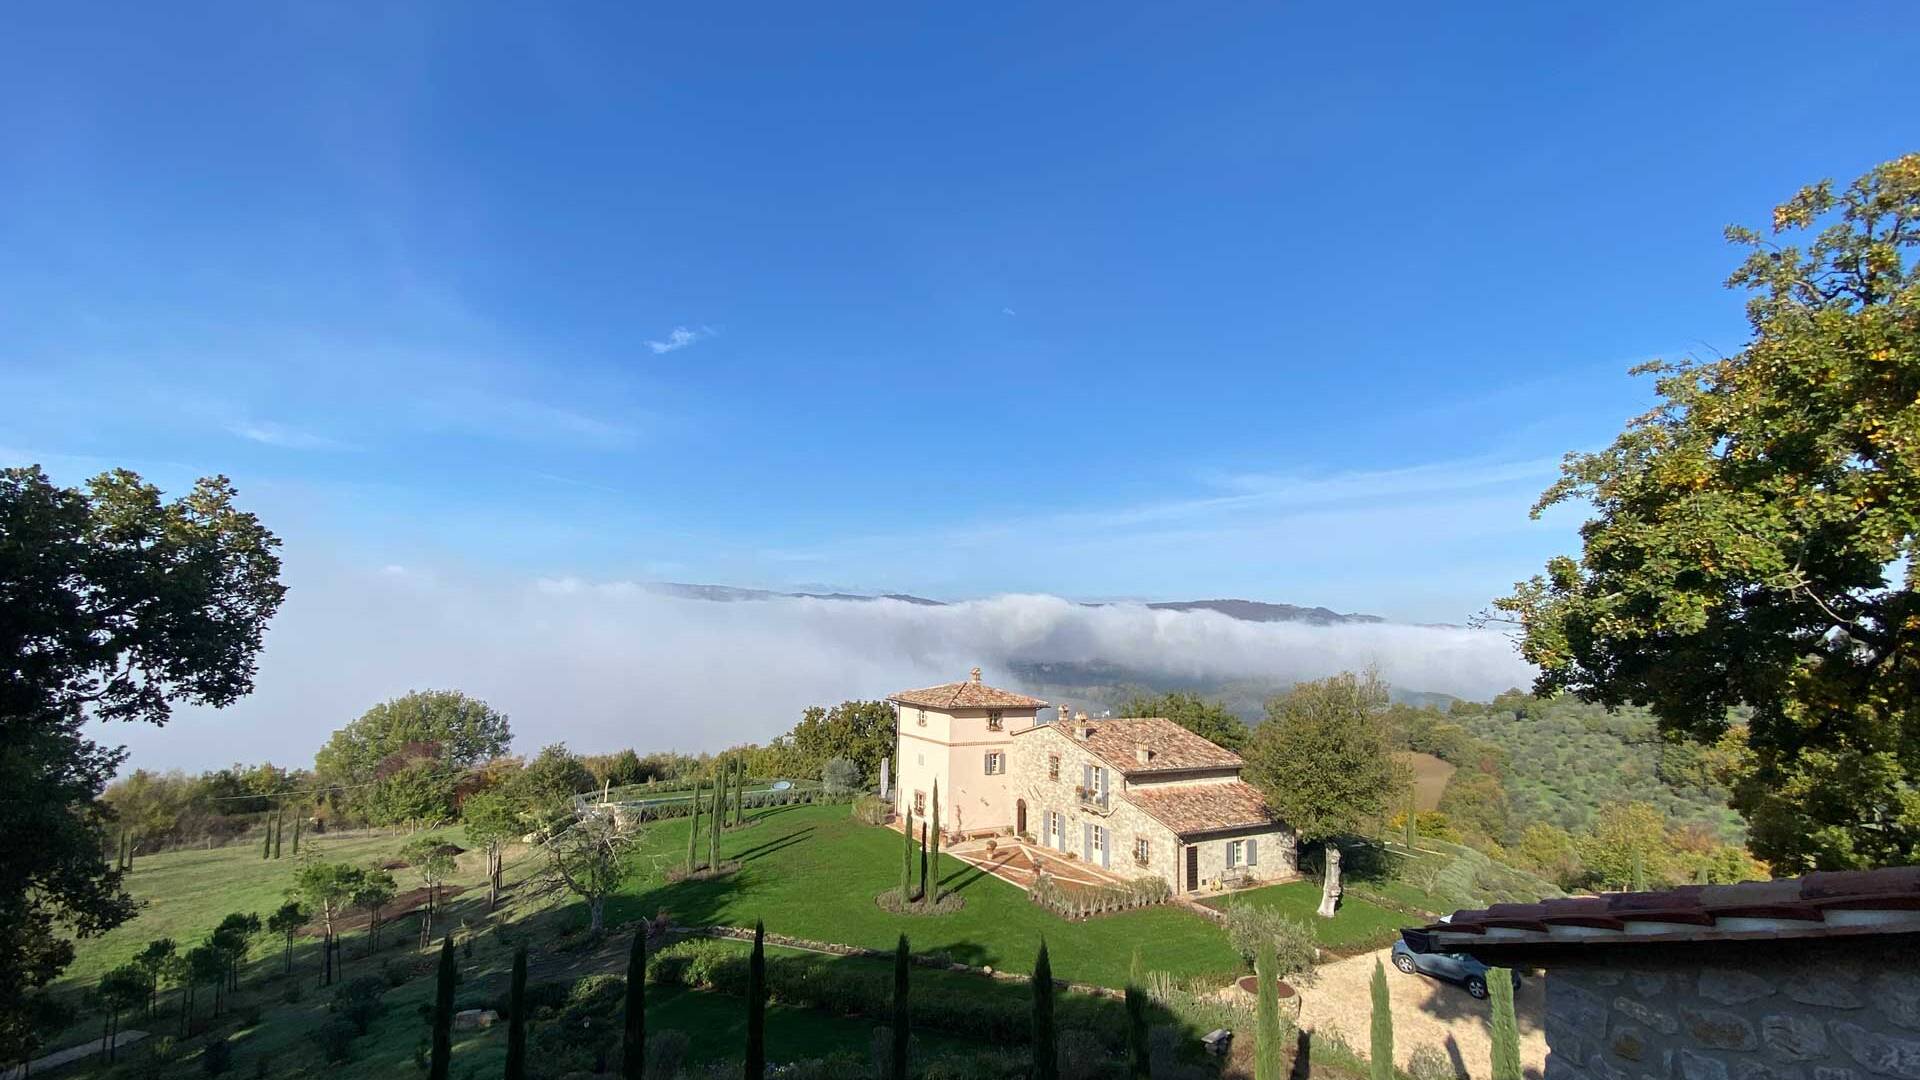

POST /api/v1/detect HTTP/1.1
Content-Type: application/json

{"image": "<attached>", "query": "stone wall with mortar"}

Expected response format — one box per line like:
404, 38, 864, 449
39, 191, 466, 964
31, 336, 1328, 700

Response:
1540, 938, 1920, 1080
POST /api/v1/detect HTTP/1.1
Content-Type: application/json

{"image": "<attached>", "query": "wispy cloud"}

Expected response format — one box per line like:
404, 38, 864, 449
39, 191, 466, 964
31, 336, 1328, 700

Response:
646, 325, 714, 355
226, 420, 356, 451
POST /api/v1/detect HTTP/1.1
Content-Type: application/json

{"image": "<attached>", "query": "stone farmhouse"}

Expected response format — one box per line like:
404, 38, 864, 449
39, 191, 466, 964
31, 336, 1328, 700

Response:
889, 668, 1297, 895
1402, 867, 1920, 1080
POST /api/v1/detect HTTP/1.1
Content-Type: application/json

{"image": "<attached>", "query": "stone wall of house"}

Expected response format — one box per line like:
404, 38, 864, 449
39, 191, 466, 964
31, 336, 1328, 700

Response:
1541, 939, 1920, 1080
1008, 725, 1298, 893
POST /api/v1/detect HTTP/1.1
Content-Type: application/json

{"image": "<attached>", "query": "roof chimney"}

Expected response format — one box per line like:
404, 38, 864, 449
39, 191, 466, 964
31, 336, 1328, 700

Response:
969, 666, 983, 684
1074, 711, 1091, 740
1135, 743, 1151, 765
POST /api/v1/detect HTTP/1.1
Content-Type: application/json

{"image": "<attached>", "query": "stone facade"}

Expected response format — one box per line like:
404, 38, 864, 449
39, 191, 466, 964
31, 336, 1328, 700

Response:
1008, 722, 1296, 895
1541, 940, 1920, 1080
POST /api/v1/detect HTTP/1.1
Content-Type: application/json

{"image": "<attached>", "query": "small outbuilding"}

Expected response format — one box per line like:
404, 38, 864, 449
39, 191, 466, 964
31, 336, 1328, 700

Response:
1401, 867, 1920, 1080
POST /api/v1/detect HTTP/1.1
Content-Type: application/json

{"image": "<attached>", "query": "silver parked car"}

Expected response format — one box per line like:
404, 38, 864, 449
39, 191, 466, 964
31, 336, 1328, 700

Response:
1389, 937, 1519, 999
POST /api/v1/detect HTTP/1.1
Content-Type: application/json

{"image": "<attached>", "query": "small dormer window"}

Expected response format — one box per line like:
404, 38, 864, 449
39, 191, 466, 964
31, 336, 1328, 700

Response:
987, 710, 1004, 731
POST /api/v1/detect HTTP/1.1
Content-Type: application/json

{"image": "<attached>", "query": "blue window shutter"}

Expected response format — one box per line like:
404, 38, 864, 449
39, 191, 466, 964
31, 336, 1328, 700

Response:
1082, 763, 1092, 792
1100, 827, 1110, 869
1247, 838, 1259, 866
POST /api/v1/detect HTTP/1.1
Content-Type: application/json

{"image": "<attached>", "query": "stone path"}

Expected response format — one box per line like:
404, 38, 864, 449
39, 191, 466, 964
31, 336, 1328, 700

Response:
944, 838, 1124, 892
2, 1030, 148, 1080
1293, 947, 1547, 1079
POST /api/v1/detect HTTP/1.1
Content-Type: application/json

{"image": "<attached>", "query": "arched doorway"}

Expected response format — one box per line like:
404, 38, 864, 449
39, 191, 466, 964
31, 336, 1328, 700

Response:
1016, 799, 1027, 837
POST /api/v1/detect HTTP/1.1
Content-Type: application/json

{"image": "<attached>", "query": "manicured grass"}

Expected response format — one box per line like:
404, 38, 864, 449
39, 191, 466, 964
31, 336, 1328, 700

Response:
607, 802, 1243, 988
1201, 880, 1415, 951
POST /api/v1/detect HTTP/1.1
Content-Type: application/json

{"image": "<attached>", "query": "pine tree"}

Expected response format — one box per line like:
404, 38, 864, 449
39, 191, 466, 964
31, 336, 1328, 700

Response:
687, 781, 701, 872
1489, 968, 1520, 1080
1256, 937, 1282, 1080
1125, 951, 1151, 1080
929, 781, 942, 904
900, 809, 915, 902
505, 945, 528, 1080
622, 930, 646, 1080
1369, 959, 1394, 1080
746, 921, 767, 1080
892, 934, 910, 1080
430, 936, 454, 1080
1032, 941, 1057, 1080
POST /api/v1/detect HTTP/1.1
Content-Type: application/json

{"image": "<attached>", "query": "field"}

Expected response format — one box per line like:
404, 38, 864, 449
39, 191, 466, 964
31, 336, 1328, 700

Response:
59, 829, 422, 990
1401, 751, 1456, 812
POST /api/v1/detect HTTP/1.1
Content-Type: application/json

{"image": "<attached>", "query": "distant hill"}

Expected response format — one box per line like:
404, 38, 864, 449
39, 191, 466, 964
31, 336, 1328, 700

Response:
651, 583, 1387, 624
1008, 659, 1457, 723
1140, 598, 1384, 625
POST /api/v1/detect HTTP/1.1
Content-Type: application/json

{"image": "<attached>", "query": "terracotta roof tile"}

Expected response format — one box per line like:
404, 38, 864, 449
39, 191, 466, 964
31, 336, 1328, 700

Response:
889, 669, 1049, 710
1126, 780, 1281, 837
1405, 865, 1920, 958
1016, 716, 1243, 775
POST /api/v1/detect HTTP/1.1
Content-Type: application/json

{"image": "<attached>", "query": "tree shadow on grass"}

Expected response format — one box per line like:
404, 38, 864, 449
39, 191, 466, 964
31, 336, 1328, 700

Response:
737, 829, 815, 863
936, 860, 995, 895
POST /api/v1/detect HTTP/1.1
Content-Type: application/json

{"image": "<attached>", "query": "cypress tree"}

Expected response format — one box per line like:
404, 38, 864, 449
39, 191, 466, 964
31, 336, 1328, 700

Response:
687, 781, 701, 871
622, 930, 646, 1080
918, 821, 928, 901
430, 936, 455, 1080
708, 773, 720, 869
273, 808, 284, 859
1630, 847, 1648, 892
291, 811, 301, 855
1403, 788, 1417, 849
1125, 952, 1151, 1080
1369, 959, 1394, 1080
929, 782, 942, 904
1255, 938, 1281, 1080
1489, 968, 1520, 1080
1032, 941, 1057, 1080
734, 758, 744, 824
505, 945, 528, 1080
900, 810, 914, 901
746, 921, 766, 1080
892, 934, 910, 1080
715, 762, 728, 832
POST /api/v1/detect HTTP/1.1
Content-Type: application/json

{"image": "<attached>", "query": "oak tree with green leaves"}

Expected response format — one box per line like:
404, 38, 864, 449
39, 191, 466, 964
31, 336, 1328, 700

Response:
1494, 154, 1920, 871
1244, 671, 1406, 917
0, 467, 285, 1062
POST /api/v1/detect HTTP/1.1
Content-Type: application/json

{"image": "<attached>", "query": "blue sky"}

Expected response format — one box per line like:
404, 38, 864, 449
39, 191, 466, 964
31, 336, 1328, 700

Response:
3, 2, 1916, 629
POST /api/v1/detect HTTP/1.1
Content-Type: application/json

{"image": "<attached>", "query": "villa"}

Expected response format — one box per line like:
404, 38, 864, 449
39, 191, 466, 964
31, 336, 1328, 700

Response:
889, 668, 1297, 895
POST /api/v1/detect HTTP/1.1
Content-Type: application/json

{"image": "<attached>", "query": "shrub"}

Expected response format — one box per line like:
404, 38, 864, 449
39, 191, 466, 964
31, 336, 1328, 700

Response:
875, 888, 966, 916
1224, 903, 1318, 982
1056, 1029, 1108, 1080
645, 1030, 690, 1078
313, 1019, 357, 1064
852, 796, 890, 826
330, 975, 390, 1035
280, 983, 304, 1005
384, 958, 414, 988
1407, 1045, 1457, 1080
200, 1039, 232, 1076
823, 757, 863, 795
1029, 873, 1170, 920
235, 1004, 263, 1029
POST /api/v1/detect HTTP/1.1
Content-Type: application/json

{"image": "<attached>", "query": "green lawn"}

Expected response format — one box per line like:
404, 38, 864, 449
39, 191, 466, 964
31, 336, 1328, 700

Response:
606, 802, 1244, 988
1201, 881, 1415, 952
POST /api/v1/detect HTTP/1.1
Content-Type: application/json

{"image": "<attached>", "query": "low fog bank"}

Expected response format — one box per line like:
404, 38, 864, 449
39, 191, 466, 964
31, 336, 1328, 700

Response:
104, 561, 1534, 772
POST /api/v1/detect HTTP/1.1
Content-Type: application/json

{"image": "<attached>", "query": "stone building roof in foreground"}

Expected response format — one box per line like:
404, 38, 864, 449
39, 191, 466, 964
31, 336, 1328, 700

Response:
1404, 866, 1920, 961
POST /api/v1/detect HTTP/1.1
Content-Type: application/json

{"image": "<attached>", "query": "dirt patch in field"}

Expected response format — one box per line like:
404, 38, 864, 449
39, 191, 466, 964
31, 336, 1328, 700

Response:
1399, 753, 1457, 812
300, 885, 468, 936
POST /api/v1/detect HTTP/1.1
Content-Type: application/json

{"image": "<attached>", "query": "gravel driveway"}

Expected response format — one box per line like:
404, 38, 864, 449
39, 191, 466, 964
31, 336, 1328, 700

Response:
1295, 947, 1547, 1079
